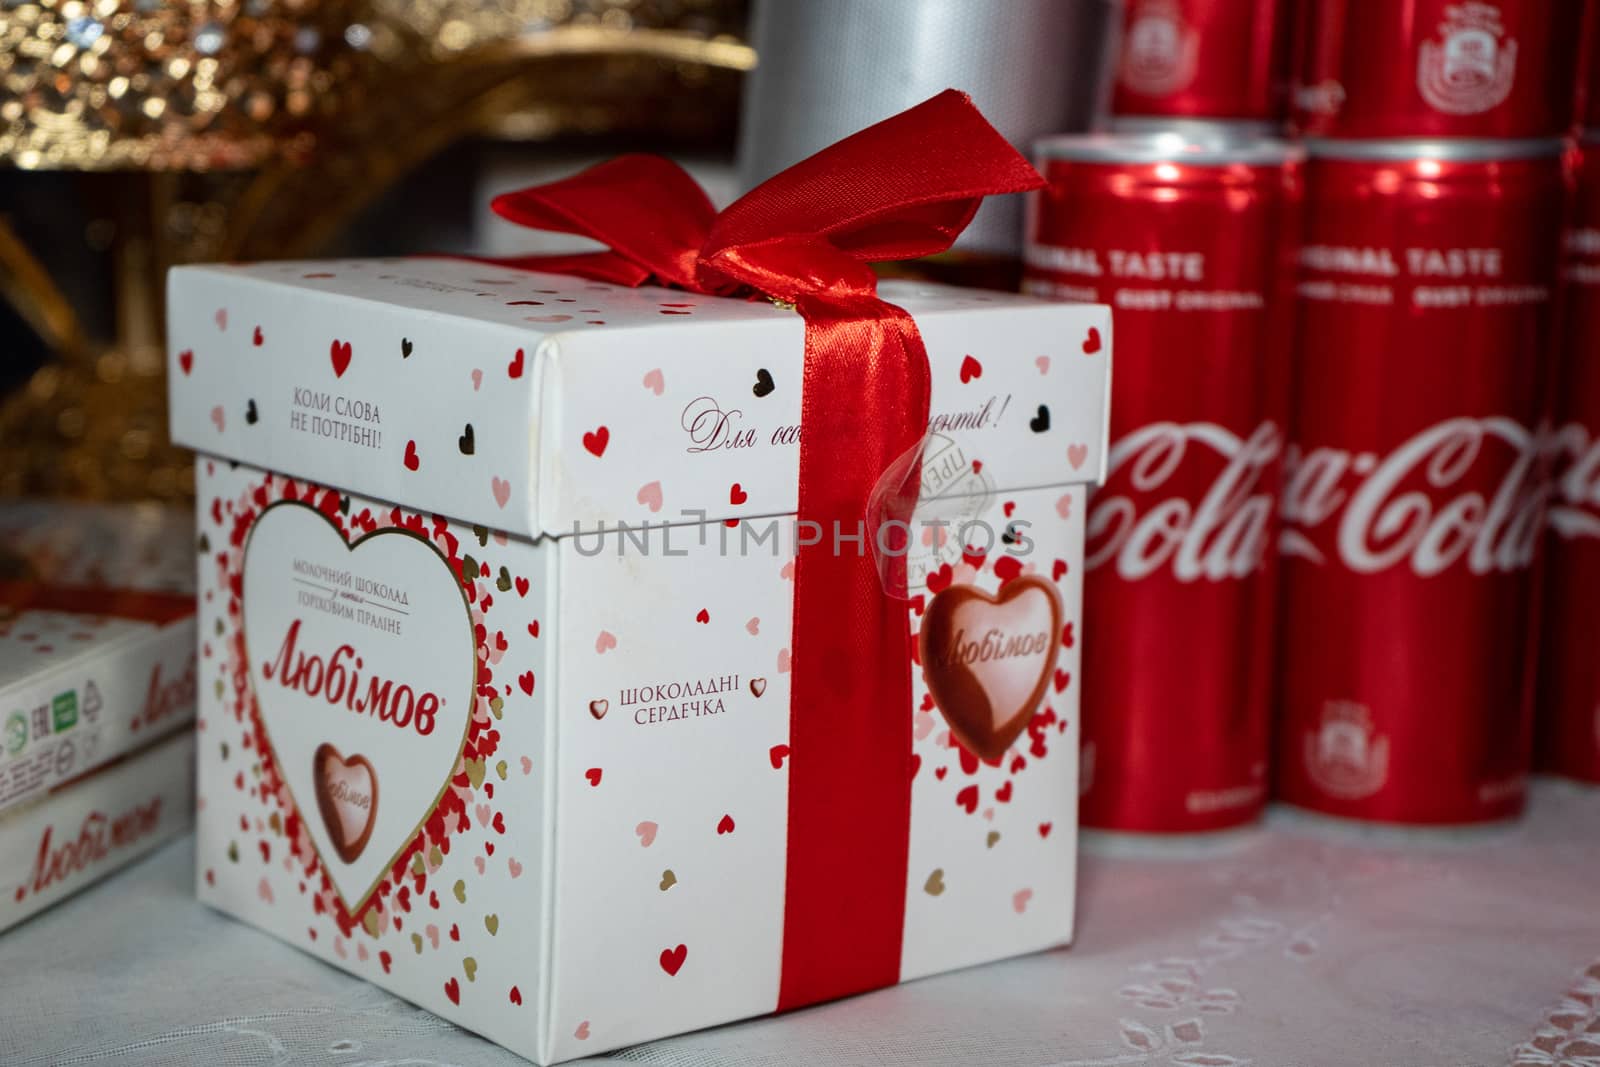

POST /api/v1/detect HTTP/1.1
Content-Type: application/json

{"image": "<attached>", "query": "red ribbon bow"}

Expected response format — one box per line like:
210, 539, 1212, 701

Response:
493, 89, 1042, 1010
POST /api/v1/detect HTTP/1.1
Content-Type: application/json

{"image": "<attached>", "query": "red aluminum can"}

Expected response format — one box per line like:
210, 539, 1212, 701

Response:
1293, 0, 1586, 138
1277, 138, 1568, 824
1537, 135, 1600, 782
1025, 130, 1300, 832
1580, 1, 1600, 130
1112, 0, 1295, 122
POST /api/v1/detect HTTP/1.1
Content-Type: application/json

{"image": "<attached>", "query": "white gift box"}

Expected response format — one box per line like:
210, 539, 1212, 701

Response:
167, 255, 1110, 1064
0, 503, 196, 817
1, 729, 195, 933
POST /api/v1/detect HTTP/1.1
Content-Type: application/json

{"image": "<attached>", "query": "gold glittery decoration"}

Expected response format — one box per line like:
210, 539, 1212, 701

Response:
452, 878, 466, 904
1, 1, 748, 506
463, 957, 477, 981
0, 2, 392, 171
923, 869, 945, 896
484, 913, 499, 935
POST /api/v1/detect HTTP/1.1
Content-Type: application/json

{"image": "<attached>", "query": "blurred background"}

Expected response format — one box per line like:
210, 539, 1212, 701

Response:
0, 0, 1121, 505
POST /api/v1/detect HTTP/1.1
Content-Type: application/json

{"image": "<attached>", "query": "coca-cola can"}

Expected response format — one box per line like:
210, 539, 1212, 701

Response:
1579, 1, 1599, 131
1537, 135, 1600, 782
1112, 0, 1295, 122
1278, 137, 1568, 824
1025, 129, 1300, 832
1293, 0, 1586, 139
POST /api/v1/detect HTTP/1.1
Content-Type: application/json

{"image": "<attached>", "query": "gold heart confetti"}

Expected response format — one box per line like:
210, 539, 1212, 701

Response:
363, 910, 382, 937
465, 757, 486, 790
269, 812, 282, 835
485, 914, 499, 935
986, 831, 1001, 849
197, 533, 211, 553
220, 742, 230, 760
429, 845, 443, 868
412, 855, 426, 877
215, 618, 225, 636
489, 695, 504, 720
227, 841, 239, 863
411, 933, 424, 954
495, 760, 508, 781
464, 957, 478, 982
453, 879, 467, 904
924, 869, 945, 896
496, 566, 512, 592
214, 679, 225, 700
659, 869, 678, 891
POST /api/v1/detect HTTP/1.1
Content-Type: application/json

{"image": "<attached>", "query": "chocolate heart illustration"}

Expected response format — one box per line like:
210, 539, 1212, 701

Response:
314, 743, 378, 863
589, 699, 608, 720
918, 575, 1062, 761
242, 502, 474, 914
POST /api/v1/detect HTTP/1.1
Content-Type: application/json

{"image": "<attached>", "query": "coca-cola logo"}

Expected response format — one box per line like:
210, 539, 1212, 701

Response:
1546, 421, 1600, 541
1280, 415, 1545, 575
1087, 421, 1280, 581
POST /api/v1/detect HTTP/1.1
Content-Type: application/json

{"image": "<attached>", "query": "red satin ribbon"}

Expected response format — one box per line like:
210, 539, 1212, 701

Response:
491, 89, 1042, 1010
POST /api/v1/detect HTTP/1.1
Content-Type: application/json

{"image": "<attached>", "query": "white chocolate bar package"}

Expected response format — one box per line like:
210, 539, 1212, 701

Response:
0, 503, 196, 816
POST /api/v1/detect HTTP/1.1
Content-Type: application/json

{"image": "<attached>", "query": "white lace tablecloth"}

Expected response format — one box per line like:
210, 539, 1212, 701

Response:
4, 780, 1598, 1067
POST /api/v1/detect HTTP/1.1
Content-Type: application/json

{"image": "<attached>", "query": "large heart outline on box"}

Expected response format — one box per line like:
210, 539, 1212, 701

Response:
242, 501, 475, 915
918, 575, 1062, 761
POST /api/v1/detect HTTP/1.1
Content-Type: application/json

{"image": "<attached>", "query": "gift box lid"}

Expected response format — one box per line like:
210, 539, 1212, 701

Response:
168, 256, 1110, 539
